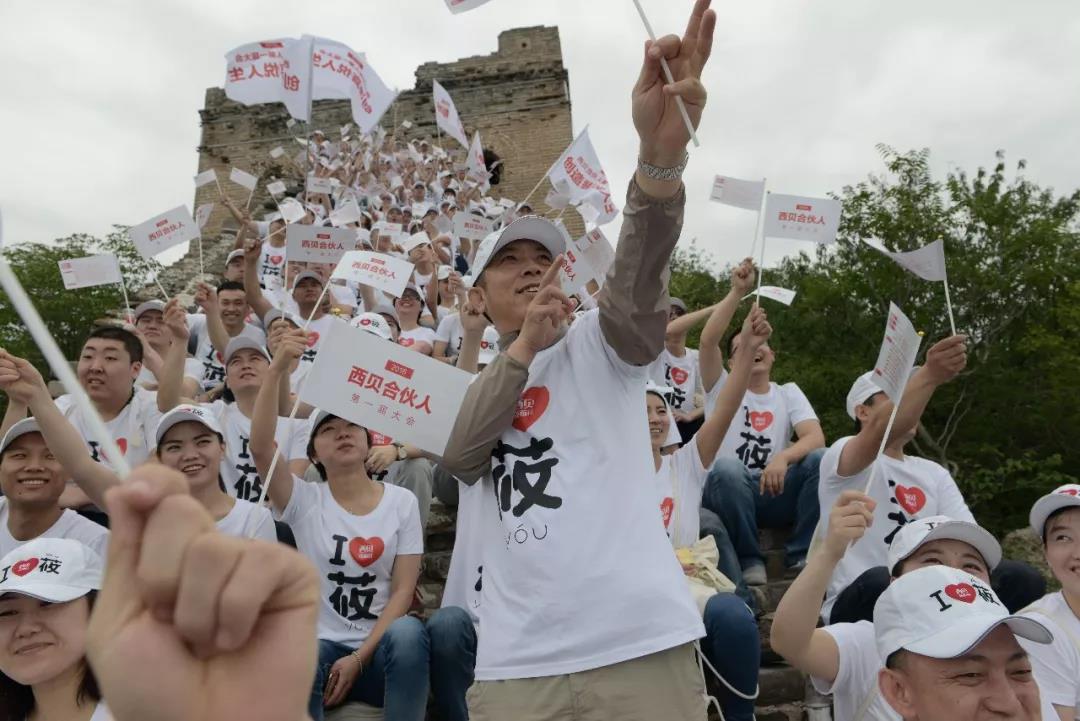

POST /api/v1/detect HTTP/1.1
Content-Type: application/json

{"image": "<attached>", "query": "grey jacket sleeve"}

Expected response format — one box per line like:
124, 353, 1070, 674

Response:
439, 351, 530, 483
598, 177, 686, 366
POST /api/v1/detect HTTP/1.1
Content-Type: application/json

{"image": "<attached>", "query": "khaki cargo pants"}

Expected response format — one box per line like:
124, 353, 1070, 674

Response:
466, 642, 707, 721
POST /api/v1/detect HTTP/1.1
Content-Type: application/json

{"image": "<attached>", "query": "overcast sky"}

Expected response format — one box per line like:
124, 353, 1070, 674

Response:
1, 0, 1077, 271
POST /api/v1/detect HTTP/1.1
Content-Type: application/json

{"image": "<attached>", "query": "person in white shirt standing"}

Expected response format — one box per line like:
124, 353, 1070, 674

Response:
1021, 485, 1080, 721
440, 4, 717, 717
648, 297, 704, 441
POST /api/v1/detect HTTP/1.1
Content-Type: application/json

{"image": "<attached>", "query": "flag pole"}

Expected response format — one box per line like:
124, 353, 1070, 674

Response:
941, 241, 957, 336
630, 0, 700, 148
748, 177, 767, 261
117, 270, 133, 324
754, 191, 770, 302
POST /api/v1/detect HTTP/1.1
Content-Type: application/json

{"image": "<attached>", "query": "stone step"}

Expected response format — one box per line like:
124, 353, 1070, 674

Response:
756, 664, 806, 707
752, 703, 809, 721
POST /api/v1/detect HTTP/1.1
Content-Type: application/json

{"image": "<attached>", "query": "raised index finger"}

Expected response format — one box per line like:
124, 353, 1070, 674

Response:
539, 254, 565, 289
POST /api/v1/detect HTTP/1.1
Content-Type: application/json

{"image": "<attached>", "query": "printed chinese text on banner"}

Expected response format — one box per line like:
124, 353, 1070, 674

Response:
763, 193, 842, 244
332, 250, 414, 298
453, 213, 495, 241
866, 239, 947, 282
559, 247, 597, 296
58, 254, 123, 290
286, 225, 356, 264
871, 302, 921, 404
444, 0, 495, 13
306, 36, 395, 134
223, 38, 311, 122
710, 175, 765, 211
742, 286, 797, 306
573, 227, 615, 281
300, 323, 472, 455
432, 80, 469, 148
546, 126, 619, 224
129, 206, 199, 259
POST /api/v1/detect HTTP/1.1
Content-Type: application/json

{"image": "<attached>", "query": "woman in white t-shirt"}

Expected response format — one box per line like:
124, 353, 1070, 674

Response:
645, 306, 770, 721
394, 285, 437, 355
250, 333, 428, 721
0, 538, 114, 721
1022, 486, 1080, 721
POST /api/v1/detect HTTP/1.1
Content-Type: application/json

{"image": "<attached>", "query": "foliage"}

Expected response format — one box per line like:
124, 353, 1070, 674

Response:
671, 147, 1080, 534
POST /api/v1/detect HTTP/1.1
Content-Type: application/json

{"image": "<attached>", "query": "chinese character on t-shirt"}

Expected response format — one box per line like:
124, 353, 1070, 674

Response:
327, 534, 378, 622
734, 407, 772, 471
490, 437, 563, 520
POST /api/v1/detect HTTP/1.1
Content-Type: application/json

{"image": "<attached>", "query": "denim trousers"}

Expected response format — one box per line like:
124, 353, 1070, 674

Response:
309, 616, 430, 721
427, 606, 478, 721
702, 593, 760, 721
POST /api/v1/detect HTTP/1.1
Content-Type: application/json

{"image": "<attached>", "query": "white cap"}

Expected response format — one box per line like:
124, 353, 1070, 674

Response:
466, 216, 568, 285
133, 300, 165, 321
887, 515, 1002, 575
873, 565, 1052, 664
401, 232, 432, 254
291, 270, 324, 291
262, 308, 301, 329
437, 265, 453, 281
349, 312, 393, 342
223, 334, 271, 365
225, 248, 245, 265
0, 418, 42, 456
846, 371, 882, 420
478, 325, 500, 366
155, 403, 224, 446
1029, 484, 1080, 538
0, 538, 103, 602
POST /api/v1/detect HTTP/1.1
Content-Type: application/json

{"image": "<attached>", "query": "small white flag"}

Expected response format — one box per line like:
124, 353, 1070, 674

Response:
866, 239, 947, 282
444, 0, 495, 13
466, 131, 487, 181
710, 175, 765, 211
267, 180, 287, 196
229, 167, 258, 191
195, 203, 214, 230
224, 38, 311, 123
763, 193, 842, 244
58, 254, 123, 290
286, 118, 297, 128
453, 213, 495, 241
128, 206, 199, 259
278, 198, 307, 224
871, 302, 922, 404
329, 201, 363, 227
559, 246, 598, 296
402, 120, 413, 130
270, 146, 286, 159
307, 174, 332, 195
432, 80, 469, 148
194, 169, 218, 188
573, 227, 616, 281
743, 286, 796, 306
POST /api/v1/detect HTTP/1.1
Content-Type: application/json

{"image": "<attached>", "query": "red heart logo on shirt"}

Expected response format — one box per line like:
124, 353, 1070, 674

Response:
660, 498, 674, 528
749, 411, 774, 432
100, 438, 128, 462
306, 331, 320, 348
270, 255, 283, 265
370, 432, 393, 446
512, 387, 550, 432
349, 537, 385, 567
399, 338, 415, 347
670, 367, 689, 386
945, 583, 976, 603
12, 558, 38, 577
894, 485, 926, 515
1059, 489, 1079, 496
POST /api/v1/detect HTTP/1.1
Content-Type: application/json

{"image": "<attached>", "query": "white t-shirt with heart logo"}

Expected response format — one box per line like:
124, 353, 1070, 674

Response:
278, 478, 423, 645
709, 378, 817, 473
301, 314, 344, 367
258, 241, 287, 289
54, 388, 162, 470
652, 438, 708, 549
441, 476, 498, 626
475, 309, 704, 680
398, 326, 437, 353
215, 497, 277, 542
647, 347, 699, 411
1020, 591, 1080, 715
818, 437, 975, 620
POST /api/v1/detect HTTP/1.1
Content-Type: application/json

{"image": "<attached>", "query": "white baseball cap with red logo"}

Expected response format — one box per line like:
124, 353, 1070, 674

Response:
1029, 484, 1080, 538
873, 565, 1052, 664
155, 403, 225, 447
349, 312, 393, 342
466, 216, 569, 286
886, 515, 1002, 575
478, 325, 501, 366
0, 538, 103, 603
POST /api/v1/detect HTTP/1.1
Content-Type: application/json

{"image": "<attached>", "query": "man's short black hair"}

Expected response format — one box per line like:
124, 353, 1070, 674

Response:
885, 649, 909, 671
218, 280, 246, 294
86, 326, 142, 364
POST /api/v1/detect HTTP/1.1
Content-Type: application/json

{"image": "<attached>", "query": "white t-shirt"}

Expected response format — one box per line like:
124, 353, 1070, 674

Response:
1021, 591, 1080, 716
54, 388, 162, 470
434, 313, 464, 357
648, 347, 699, 411
187, 315, 267, 392
216, 498, 277, 542
398, 326, 437, 353
710, 378, 817, 473
441, 477, 497, 626
202, 401, 309, 503
258, 241, 288, 289
474, 309, 703, 680
301, 314, 343, 367
652, 438, 708, 549
279, 478, 423, 645
818, 437, 975, 620
329, 283, 359, 315
813, 621, 899, 721
0, 498, 109, 559
136, 358, 203, 391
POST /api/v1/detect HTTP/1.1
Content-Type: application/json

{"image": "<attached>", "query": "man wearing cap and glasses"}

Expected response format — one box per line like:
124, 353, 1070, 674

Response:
440, 2, 717, 717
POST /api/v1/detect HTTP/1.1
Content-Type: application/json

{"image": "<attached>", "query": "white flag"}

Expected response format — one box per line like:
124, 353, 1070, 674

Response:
195, 203, 214, 230
763, 193, 842, 244
299, 323, 472, 455
329, 201, 363, 228
128, 206, 199, 259
194, 169, 218, 188
229, 167, 258, 191
466, 131, 487, 181
546, 126, 619, 224
278, 198, 307, 224
269, 146, 285, 159
332, 250, 414, 298
871, 302, 922, 404
453, 213, 495, 241
444, 0, 495, 12
224, 38, 311, 122
286, 225, 356, 264
306, 174, 332, 195
306, 37, 395, 134
710, 175, 765, 211
432, 80, 469, 148
58, 254, 122, 290
559, 246, 597, 296
743, 286, 797, 306
266, 180, 287, 196
866, 239, 947, 282
573, 227, 615, 281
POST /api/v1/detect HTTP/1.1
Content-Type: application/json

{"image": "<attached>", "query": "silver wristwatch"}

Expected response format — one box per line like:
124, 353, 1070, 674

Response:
637, 153, 689, 181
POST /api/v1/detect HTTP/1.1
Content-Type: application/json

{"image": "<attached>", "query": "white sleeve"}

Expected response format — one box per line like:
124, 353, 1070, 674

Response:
820, 437, 869, 490
571, 309, 645, 383
812, 622, 878, 699
675, 436, 709, 498
933, 468, 976, 523
782, 383, 818, 426
182, 358, 204, 381
396, 491, 424, 555
287, 417, 311, 462
1020, 621, 1080, 709
277, 475, 320, 524
253, 507, 279, 543
434, 314, 455, 344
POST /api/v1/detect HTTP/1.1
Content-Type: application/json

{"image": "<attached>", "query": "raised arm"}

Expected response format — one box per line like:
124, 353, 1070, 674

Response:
0, 352, 119, 509
156, 300, 194, 413
250, 329, 307, 512
242, 236, 274, 320
666, 303, 719, 339
599, 0, 715, 365
699, 259, 754, 391
455, 303, 489, 375
194, 283, 231, 364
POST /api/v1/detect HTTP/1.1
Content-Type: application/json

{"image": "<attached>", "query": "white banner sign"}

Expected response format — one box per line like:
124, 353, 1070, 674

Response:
306, 174, 332, 195
763, 193, 842, 244
224, 38, 311, 121
58, 254, 122, 290
453, 213, 495, 241
329, 201, 363, 227
710, 175, 765, 211
433, 80, 469, 148
129, 206, 199, 259
546, 126, 619, 224
743, 286, 797, 306
574, 227, 615, 281
286, 225, 356, 263
230, 167, 258, 191
300, 323, 472, 455
871, 302, 922, 404
332, 250, 414, 298
867, 239, 947, 282
559, 246, 597, 296
444, 0, 495, 12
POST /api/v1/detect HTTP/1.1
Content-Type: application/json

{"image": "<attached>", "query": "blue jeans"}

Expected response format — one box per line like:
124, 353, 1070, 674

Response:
308, 616, 430, 721
699, 508, 757, 614
427, 606, 477, 721
702, 594, 760, 721
703, 449, 825, 568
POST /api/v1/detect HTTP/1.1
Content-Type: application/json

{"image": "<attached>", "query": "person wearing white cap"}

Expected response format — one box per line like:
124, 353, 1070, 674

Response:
432, 273, 481, 366
1019, 485, 1080, 721
223, 197, 287, 290
401, 232, 439, 306
394, 285, 437, 354
130, 299, 202, 396
249, 335, 429, 721
0, 538, 111, 721
874, 565, 1052, 721
439, 3, 717, 715
432, 265, 464, 325
223, 246, 246, 283
186, 282, 266, 393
